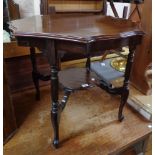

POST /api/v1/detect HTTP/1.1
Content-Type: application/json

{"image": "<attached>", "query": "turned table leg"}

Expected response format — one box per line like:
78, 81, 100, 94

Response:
30, 47, 40, 100
45, 40, 60, 148
118, 45, 136, 121
51, 66, 59, 148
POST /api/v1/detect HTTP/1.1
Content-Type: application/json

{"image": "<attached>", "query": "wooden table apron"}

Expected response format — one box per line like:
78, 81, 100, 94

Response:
10, 15, 144, 148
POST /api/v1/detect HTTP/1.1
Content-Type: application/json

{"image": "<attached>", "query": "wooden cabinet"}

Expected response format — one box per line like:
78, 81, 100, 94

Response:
48, 0, 103, 11
4, 42, 40, 58
40, 0, 106, 14
130, 0, 152, 95
3, 63, 17, 143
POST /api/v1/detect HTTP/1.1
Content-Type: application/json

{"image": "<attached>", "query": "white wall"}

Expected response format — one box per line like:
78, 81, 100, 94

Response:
107, 2, 131, 18
14, 0, 40, 18
33, 0, 40, 16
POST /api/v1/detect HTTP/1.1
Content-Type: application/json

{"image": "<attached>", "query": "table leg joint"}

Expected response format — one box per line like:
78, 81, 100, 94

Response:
59, 89, 72, 111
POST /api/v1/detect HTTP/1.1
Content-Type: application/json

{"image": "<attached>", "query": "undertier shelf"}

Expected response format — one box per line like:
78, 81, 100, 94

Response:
58, 67, 100, 91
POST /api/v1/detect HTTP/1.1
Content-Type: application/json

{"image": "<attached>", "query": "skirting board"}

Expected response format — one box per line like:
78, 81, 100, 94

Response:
127, 88, 152, 121
127, 98, 151, 121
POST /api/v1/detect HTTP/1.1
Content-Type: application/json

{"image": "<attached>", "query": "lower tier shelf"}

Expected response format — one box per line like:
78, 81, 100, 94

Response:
58, 67, 100, 91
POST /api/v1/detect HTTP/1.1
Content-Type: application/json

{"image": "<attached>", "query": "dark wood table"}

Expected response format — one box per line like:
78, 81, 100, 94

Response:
9, 14, 144, 148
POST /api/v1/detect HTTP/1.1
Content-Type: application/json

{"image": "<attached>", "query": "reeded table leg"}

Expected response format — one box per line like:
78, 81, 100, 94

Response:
51, 66, 59, 148
118, 45, 136, 121
30, 47, 40, 100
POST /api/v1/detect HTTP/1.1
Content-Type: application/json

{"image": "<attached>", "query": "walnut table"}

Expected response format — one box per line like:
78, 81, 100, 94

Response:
9, 14, 144, 148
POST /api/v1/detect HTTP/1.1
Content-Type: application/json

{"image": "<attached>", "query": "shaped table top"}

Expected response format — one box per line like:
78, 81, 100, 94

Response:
10, 14, 144, 43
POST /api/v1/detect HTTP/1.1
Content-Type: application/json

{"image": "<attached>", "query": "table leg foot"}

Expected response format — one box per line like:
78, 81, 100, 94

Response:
118, 89, 129, 122
53, 139, 59, 148
118, 109, 124, 122
118, 114, 124, 122
51, 101, 59, 149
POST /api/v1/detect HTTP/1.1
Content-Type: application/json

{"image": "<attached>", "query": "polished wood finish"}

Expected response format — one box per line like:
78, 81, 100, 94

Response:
5, 55, 104, 93
40, 0, 104, 14
10, 15, 143, 43
7, 0, 20, 20
4, 42, 41, 58
59, 68, 99, 90
128, 2, 143, 21
3, 62, 17, 143
40, 0, 48, 15
4, 85, 151, 154
130, 0, 152, 95
40, 0, 107, 64
4, 55, 50, 93
10, 14, 144, 148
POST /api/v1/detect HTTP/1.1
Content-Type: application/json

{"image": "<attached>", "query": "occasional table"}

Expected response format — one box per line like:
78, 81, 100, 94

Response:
9, 14, 144, 148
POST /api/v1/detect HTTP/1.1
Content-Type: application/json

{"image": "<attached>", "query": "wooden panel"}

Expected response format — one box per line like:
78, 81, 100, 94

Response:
130, 0, 152, 95
5, 55, 50, 93
3, 42, 40, 58
3, 62, 17, 143
47, 0, 103, 12
7, 0, 20, 20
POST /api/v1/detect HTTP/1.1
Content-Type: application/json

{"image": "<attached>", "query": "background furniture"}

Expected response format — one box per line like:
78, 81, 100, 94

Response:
3, 0, 18, 143
40, 0, 107, 15
4, 0, 42, 94
7, 0, 20, 20
130, 0, 152, 95
3, 62, 17, 143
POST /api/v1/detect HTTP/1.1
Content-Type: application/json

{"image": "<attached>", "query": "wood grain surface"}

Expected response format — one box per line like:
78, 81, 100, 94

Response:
10, 15, 143, 43
4, 85, 151, 155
